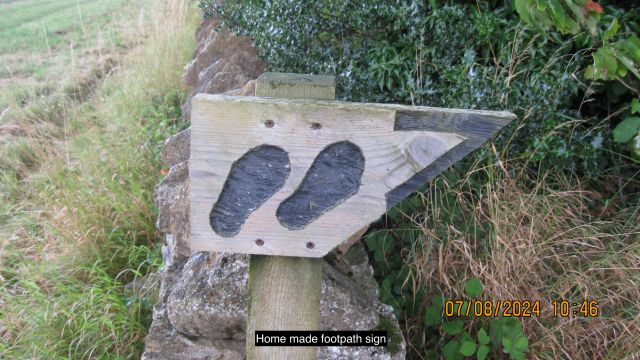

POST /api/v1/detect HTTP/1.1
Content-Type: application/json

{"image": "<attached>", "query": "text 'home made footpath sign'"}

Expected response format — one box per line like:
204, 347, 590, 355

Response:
190, 94, 515, 257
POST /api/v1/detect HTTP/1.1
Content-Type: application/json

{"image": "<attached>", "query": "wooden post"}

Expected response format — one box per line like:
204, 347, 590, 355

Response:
245, 72, 336, 360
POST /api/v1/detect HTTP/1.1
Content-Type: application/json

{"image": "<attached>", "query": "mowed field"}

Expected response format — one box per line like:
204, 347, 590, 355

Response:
0, 0, 133, 96
0, 0, 198, 358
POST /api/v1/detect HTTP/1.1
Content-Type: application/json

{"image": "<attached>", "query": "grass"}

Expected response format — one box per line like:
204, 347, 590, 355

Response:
381, 155, 640, 359
0, 0, 143, 105
0, 0, 198, 358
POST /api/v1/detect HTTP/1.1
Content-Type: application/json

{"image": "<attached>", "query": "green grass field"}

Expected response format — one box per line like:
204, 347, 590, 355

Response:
0, 0, 198, 358
0, 0, 140, 109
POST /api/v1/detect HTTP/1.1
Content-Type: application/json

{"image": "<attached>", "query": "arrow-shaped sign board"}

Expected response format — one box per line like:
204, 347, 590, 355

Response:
189, 94, 515, 257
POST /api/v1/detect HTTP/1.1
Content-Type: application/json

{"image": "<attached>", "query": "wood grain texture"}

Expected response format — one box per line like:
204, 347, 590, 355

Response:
255, 72, 335, 100
189, 95, 515, 257
246, 72, 328, 360
386, 110, 514, 207
246, 255, 322, 360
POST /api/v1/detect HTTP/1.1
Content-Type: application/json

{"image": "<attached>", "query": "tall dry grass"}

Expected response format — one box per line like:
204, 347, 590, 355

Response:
402, 157, 639, 359
0, 0, 198, 358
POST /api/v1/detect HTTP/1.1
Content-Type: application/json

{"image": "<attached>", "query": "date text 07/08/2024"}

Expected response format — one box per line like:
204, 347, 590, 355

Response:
444, 300, 600, 318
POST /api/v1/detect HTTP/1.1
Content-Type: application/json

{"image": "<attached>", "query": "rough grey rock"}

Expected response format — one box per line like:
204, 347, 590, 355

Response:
164, 246, 383, 337
318, 245, 406, 360
152, 238, 406, 359
318, 345, 397, 360
181, 16, 265, 120
143, 310, 244, 360
167, 252, 248, 340
320, 261, 379, 331
154, 160, 190, 266
223, 79, 256, 96
161, 128, 190, 168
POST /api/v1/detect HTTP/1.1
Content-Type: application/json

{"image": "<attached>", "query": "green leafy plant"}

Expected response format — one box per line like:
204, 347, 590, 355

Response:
203, 0, 640, 175
514, 0, 602, 35
421, 277, 530, 359
514, 0, 640, 158
464, 277, 483, 298
449, 278, 529, 360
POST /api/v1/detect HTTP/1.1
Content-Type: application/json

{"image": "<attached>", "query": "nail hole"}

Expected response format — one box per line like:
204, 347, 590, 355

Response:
306, 242, 315, 249
255, 239, 264, 246
311, 122, 321, 129
264, 120, 274, 128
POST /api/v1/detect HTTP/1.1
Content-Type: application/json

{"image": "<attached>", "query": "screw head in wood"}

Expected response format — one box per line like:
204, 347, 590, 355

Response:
306, 242, 315, 249
255, 239, 264, 246
311, 122, 321, 129
264, 119, 274, 128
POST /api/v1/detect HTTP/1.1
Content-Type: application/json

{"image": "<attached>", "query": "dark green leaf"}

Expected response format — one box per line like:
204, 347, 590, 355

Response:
424, 349, 439, 360
611, 51, 640, 80
617, 36, 640, 60
442, 340, 462, 360
477, 328, 490, 345
593, 47, 618, 78
431, 294, 444, 308
477, 345, 490, 360
364, 232, 382, 250
424, 305, 441, 327
459, 340, 477, 356
613, 117, 640, 143
464, 277, 483, 298
502, 337, 513, 352
631, 98, 640, 114
443, 320, 464, 335
460, 331, 473, 343
514, 336, 529, 352
603, 18, 619, 42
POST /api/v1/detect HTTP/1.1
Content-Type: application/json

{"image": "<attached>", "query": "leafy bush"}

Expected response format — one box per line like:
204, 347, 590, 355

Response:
201, 0, 639, 175
421, 278, 530, 360
514, 0, 640, 158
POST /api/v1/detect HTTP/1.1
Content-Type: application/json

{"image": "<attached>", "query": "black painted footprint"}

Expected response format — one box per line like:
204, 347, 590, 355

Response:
276, 141, 364, 230
210, 145, 290, 237
210, 141, 364, 236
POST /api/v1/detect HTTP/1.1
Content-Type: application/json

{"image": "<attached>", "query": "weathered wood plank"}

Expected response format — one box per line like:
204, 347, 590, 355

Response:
246, 255, 322, 360
189, 95, 514, 257
255, 72, 335, 100
245, 72, 329, 360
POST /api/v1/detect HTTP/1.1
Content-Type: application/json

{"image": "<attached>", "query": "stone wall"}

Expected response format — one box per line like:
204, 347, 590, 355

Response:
141, 14, 405, 360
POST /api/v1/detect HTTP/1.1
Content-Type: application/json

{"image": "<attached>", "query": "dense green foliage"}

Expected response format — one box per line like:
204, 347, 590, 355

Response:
514, 0, 640, 157
419, 278, 530, 360
202, 0, 639, 176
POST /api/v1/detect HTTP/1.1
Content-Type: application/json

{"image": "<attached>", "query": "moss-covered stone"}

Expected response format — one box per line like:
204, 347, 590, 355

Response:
376, 316, 403, 356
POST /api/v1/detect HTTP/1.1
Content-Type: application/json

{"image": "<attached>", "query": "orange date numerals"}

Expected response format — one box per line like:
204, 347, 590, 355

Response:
444, 300, 541, 318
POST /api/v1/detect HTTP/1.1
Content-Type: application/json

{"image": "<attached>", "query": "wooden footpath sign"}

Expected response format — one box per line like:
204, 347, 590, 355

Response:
189, 72, 514, 360
190, 92, 515, 257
